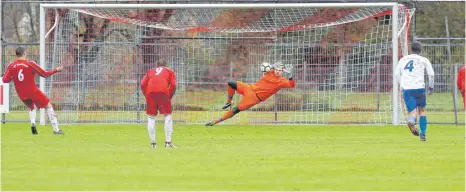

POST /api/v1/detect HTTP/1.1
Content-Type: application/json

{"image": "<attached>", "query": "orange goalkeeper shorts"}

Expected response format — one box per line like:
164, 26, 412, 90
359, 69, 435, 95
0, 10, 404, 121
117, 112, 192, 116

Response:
236, 81, 261, 111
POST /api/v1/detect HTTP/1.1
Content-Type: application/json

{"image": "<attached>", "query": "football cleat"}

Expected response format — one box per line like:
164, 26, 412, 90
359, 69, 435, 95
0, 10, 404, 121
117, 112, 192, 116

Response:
222, 102, 232, 110
407, 122, 419, 136
205, 121, 216, 126
31, 124, 38, 135
151, 143, 156, 148
420, 135, 426, 141
165, 142, 177, 148
53, 130, 65, 135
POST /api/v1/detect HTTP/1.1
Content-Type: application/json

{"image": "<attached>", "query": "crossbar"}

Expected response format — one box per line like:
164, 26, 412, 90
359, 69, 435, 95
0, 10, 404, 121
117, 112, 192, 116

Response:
41, 3, 398, 9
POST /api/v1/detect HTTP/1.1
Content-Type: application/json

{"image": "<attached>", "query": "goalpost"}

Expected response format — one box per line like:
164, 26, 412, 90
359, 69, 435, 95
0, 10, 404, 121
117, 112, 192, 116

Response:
38, 3, 413, 125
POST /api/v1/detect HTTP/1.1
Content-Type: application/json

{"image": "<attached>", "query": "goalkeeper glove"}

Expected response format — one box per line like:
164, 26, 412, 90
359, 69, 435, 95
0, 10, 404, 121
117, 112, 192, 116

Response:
272, 61, 283, 70
283, 63, 293, 80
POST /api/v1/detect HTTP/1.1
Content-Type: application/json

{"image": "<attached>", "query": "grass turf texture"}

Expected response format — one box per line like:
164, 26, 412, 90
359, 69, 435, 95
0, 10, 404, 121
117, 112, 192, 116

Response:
4, 92, 465, 124
4, 111, 466, 125
1, 123, 464, 191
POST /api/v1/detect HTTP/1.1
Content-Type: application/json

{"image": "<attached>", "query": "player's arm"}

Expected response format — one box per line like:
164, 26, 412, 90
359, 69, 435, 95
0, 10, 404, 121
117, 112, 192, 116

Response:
280, 77, 296, 88
2, 64, 13, 83
140, 72, 149, 97
28, 61, 62, 77
425, 59, 435, 93
457, 66, 465, 92
168, 69, 177, 98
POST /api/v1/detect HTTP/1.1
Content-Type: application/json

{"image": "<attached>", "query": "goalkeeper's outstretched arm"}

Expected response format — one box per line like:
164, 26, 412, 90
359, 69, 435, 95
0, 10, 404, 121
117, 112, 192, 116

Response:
281, 78, 296, 88
281, 63, 295, 88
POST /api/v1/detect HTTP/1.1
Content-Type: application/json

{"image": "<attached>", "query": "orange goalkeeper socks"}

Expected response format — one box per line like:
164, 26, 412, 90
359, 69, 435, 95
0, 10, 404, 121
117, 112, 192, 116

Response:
227, 87, 235, 103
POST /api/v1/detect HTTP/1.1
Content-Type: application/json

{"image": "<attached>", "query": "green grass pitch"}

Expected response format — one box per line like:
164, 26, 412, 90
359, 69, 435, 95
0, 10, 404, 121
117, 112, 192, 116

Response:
1, 123, 464, 191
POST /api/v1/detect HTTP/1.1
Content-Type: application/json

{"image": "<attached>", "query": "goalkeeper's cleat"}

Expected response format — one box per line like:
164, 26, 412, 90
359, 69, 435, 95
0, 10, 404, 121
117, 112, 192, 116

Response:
151, 143, 156, 148
420, 135, 426, 142
407, 122, 419, 136
221, 102, 232, 110
205, 121, 216, 126
53, 130, 65, 135
31, 124, 38, 135
165, 142, 177, 148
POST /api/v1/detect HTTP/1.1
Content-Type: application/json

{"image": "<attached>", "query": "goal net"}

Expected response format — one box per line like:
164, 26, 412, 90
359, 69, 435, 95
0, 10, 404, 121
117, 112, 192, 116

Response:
38, 3, 414, 125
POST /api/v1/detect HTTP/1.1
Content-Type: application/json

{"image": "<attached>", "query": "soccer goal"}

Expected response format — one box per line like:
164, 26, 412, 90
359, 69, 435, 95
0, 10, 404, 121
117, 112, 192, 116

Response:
38, 3, 414, 125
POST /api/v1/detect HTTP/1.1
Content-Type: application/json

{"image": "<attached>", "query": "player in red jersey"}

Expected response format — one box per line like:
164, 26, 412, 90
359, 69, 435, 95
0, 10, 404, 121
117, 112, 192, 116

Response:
205, 61, 295, 126
2, 46, 64, 135
457, 64, 466, 110
140, 59, 177, 148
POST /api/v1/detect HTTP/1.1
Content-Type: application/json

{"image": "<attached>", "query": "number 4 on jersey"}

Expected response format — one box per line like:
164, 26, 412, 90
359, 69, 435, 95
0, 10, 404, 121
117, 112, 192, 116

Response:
404, 60, 414, 72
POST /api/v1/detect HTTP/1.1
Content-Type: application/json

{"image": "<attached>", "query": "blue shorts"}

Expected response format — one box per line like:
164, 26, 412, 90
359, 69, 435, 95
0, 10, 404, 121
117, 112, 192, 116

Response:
403, 88, 426, 112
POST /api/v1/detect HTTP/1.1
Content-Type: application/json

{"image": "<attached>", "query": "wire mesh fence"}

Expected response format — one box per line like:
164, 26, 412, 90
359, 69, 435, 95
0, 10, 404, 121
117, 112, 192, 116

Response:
1, 1, 464, 125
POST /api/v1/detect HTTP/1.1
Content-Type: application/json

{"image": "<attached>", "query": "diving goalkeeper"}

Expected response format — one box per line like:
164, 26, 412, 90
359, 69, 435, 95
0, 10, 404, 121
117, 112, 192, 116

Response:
205, 62, 295, 126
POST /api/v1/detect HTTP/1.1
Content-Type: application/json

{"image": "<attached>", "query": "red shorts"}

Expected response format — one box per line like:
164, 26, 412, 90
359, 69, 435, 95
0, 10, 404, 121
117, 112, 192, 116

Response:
146, 92, 172, 116
22, 89, 50, 110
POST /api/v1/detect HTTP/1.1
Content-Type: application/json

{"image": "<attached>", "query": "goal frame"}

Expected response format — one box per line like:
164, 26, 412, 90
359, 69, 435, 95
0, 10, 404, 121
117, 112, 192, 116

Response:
39, 3, 404, 125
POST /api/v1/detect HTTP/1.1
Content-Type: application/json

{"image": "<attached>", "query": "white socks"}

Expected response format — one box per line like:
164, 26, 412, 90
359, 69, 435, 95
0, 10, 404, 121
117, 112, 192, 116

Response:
147, 116, 156, 143
29, 108, 36, 125
148, 115, 174, 144
46, 106, 60, 132
164, 114, 173, 143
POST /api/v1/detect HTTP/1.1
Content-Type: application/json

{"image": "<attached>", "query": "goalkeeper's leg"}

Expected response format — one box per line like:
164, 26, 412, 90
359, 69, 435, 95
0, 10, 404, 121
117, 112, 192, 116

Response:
206, 106, 241, 126
206, 93, 260, 126
223, 81, 238, 109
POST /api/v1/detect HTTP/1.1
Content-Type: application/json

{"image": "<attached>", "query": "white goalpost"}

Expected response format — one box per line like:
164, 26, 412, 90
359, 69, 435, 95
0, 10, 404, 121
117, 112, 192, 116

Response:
38, 3, 413, 125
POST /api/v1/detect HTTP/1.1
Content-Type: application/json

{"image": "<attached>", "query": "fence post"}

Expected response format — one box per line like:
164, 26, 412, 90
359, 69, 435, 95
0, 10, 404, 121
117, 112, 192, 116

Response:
0, 0, 5, 124
445, 17, 458, 125
135, 27, 141, 124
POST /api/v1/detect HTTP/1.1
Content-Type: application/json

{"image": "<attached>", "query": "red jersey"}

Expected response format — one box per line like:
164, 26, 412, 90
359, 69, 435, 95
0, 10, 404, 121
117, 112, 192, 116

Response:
458, 65, 466, 93
2, 59, 58, 100
251, 70, 295, 101
140, 66, 177, 97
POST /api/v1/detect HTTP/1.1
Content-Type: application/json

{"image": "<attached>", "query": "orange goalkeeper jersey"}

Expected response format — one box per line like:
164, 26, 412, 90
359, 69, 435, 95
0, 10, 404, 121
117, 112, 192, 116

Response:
251, 70, 296, 101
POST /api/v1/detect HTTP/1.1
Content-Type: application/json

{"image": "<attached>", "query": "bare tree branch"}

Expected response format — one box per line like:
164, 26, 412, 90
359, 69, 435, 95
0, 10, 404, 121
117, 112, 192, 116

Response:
25, 3, 38, 42
84, 19, 110, 63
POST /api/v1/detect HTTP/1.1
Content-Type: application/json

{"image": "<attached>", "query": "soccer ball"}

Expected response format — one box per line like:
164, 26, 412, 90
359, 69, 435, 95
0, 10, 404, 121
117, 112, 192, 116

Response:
260, 62, 272, 72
